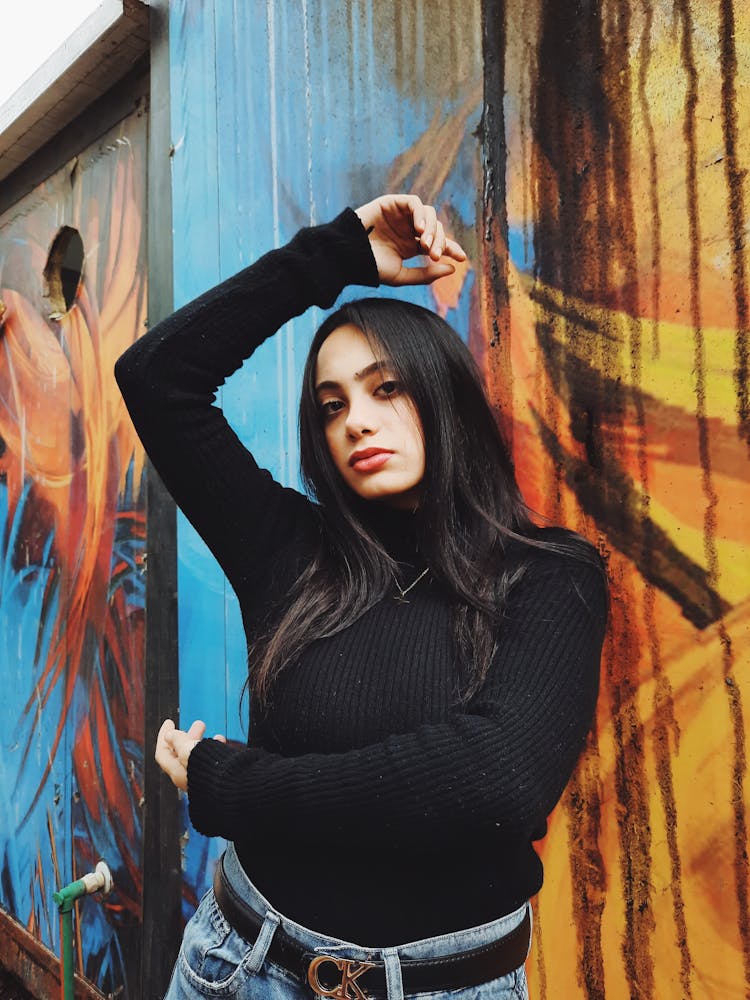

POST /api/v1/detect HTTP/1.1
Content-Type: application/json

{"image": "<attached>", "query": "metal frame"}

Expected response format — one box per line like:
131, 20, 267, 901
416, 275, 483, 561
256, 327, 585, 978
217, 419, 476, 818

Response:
139, 2, 183, 997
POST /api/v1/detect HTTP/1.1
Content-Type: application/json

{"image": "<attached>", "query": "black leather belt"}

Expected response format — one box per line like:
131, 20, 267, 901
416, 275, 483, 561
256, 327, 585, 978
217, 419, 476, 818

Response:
213, 859, 531, 999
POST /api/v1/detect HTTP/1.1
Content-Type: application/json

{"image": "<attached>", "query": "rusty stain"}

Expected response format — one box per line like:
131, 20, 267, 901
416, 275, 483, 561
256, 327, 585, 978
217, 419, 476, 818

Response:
636, 0, 662, 360
364, 0, 480, 105
719, 0, 750, 452
530, 897, 548, 999
565, 733, 607, 1000
480, 0, 514, 446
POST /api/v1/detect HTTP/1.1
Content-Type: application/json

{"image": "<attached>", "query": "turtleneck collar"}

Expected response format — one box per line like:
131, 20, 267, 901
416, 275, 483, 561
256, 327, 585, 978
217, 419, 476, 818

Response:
358, 501, 421, 565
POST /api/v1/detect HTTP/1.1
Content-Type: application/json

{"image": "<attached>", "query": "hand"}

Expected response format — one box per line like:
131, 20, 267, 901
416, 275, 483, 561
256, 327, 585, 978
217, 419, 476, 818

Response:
155, 718, 225, 791
354, 194, 466, 286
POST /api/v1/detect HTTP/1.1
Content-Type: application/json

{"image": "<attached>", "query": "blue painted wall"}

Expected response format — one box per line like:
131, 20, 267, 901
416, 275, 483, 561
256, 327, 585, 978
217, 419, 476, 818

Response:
167, 0, 483, 909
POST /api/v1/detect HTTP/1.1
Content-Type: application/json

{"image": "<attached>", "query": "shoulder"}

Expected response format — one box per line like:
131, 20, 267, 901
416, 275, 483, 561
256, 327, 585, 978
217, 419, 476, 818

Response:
506, 525, 603, 569
504, 527, 608, 621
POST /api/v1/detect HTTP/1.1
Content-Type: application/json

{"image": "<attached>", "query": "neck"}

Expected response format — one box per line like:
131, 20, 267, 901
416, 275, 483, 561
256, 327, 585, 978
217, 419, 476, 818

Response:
358, 500, 421, 565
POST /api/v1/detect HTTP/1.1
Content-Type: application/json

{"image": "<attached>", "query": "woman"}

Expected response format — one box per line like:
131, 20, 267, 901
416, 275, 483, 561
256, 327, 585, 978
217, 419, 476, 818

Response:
115, 194, 607, 1000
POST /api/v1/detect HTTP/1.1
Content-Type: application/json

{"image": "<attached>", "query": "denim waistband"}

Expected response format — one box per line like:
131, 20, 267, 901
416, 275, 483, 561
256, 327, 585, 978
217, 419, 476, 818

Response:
221, 841, 530, 963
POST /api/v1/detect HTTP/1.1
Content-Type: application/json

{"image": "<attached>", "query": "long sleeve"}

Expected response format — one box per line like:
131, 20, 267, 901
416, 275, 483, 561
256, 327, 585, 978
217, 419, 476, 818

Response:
187, 552, 607, 849
114, 209, 379, 590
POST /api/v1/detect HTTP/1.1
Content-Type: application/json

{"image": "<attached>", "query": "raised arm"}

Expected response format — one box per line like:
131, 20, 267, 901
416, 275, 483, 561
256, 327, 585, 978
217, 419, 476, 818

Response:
115, 209, 379, 589
115, 197, 465, 592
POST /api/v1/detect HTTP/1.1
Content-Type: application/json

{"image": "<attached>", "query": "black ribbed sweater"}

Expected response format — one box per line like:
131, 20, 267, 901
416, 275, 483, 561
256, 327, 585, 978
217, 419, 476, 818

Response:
114, 209, 607, 946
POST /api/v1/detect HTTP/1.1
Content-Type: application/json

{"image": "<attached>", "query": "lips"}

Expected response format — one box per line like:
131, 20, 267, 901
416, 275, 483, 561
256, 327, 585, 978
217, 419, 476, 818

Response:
348, 447, 393, 472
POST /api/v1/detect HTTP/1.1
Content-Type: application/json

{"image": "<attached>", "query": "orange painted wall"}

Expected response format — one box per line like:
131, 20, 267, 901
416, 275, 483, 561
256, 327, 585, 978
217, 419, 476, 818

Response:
483, 2, 750, 996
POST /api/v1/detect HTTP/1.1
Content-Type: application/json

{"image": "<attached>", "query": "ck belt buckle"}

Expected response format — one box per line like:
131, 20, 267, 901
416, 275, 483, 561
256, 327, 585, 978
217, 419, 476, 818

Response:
307, 954, 376, 1000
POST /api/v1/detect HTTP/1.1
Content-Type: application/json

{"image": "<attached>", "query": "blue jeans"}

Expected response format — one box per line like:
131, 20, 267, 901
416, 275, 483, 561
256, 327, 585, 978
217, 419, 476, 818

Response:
164, 843, 531, 999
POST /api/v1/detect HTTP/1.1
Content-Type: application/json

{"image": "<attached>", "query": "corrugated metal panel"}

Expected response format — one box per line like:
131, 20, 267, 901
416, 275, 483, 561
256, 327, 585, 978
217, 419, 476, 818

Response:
168, 0, 483, 914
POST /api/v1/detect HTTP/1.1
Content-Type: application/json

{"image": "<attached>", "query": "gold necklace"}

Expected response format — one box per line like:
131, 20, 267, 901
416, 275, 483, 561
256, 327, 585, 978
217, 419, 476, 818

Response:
393, 567, 429, 604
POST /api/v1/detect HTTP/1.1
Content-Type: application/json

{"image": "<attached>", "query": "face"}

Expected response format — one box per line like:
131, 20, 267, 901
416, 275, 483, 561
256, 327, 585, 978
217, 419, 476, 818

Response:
314, 324, 425, 509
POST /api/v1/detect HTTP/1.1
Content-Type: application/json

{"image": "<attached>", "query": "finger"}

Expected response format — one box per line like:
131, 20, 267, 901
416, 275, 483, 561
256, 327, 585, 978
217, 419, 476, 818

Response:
156, 719, 177, 758
429, 221, 447, 261
444, 237, 467, 262
155, 742, 188, 790
162, 761, 188, 791
402, 194, 425, 233
393, 261, 456, 286
186, 719, 207, 741
171, 730, 200, 768
416, 205, 437, 253
160, 718, 176, 738
213, 734, 227, 743
358, 193, 422, 234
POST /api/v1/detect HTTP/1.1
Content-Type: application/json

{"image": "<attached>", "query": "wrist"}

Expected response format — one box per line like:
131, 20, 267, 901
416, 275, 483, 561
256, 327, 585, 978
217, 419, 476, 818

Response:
353, 200, 379, 232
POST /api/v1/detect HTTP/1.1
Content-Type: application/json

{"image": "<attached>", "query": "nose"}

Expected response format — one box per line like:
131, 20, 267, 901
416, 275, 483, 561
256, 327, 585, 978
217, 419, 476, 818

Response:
344, 394, 378, 439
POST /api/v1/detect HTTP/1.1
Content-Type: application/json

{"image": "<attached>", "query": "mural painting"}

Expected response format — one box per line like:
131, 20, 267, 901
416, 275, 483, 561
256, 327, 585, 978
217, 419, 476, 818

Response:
0, 109, 148, 996
496, 1, 749, 996
169, 1, 748, 997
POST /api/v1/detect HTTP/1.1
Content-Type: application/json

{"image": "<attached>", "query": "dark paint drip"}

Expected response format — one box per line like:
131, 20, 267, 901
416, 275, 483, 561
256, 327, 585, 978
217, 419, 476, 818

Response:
518, 11, 532, 270
565, 735, 607, 1000
480, 0, 514, 446
531, 898, 547, 999
719, 0, 750, 451
653, 665, 693, 994
532, 318, 565, 519
637, 0, 663, 359
725, 679, 750, 992
370, 1, 475, 104
608, 630, 655, 999
526, 11, 564, 517
675, 1, 750, 988
393, 6, 404, 98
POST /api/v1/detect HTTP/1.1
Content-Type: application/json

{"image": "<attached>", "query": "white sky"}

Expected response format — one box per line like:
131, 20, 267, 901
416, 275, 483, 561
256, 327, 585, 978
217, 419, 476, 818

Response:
0, 0, 103, 107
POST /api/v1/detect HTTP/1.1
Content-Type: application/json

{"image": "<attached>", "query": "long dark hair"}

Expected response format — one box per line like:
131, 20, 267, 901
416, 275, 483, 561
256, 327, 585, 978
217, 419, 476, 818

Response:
249, 297, 597, 704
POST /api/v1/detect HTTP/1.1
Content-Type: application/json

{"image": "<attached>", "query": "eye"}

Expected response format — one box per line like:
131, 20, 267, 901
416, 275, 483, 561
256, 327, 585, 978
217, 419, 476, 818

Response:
375, 380, 402, 398
320, 398, 345, 418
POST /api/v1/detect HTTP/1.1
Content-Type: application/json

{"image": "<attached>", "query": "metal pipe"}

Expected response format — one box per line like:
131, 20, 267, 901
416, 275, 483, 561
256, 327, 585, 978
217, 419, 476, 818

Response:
54, 862, 113, 1000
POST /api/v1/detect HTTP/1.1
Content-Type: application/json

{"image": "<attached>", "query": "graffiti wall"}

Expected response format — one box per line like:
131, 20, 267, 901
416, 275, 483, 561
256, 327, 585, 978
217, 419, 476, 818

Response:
498, 1, 749, 997
0, 108, 148, 996
168, 1, 748, 997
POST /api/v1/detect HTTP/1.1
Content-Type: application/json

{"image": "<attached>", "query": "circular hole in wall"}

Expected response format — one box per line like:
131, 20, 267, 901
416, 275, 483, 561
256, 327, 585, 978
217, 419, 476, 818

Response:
44, 227, 84, 317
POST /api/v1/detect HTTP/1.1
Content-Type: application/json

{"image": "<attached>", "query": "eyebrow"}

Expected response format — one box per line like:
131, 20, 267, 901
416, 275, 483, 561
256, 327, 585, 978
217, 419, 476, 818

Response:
315, 359, 394, 394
